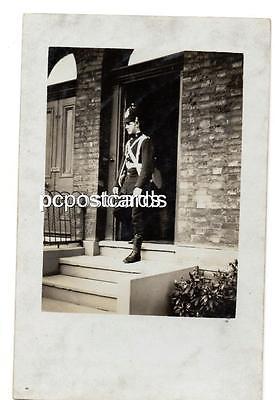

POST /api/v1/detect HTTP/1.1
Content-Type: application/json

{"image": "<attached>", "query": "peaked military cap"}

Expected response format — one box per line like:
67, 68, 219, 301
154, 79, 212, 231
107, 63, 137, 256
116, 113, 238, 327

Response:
124, 102, 139, 124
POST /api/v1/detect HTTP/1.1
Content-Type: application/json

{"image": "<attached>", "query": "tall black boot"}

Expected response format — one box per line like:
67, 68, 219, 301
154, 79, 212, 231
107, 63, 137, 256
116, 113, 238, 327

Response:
123, 234, 143, 263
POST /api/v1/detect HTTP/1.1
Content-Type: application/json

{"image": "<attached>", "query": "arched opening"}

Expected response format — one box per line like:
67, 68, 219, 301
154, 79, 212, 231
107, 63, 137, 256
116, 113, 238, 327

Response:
47, 53, 77, 86
128, 49, 173, 65
128, 49, 153, 65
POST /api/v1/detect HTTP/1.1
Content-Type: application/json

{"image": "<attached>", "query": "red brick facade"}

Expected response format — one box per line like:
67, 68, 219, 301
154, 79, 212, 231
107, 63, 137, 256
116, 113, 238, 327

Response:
47, 49, 243, 248
177, 52, 243, 247
73, 49, 104, 239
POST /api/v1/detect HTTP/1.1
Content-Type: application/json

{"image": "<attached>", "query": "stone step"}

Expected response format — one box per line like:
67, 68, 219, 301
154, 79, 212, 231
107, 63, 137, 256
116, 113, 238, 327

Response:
59, 255, 179, 277
43, 275, 119, 296
43, 286, 117, 312
60, 264, 133, 283
59, 255, 143, 274
42, 297, 110, 314
99, 240, 176, 261
42, 275, 118, 312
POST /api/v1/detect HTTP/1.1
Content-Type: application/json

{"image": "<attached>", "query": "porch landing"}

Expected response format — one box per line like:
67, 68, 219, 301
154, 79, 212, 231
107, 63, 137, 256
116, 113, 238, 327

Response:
42, 251, 192, 315
42, 241, 237, 315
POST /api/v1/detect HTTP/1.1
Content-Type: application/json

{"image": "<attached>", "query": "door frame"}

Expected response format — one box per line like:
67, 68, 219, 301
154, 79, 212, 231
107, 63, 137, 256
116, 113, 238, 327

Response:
104, 84, 124, 240
105, 52, 185, 243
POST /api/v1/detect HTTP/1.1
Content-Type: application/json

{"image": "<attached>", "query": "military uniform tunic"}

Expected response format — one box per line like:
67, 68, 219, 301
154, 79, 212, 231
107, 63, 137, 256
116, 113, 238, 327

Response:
114, 132, 154, 237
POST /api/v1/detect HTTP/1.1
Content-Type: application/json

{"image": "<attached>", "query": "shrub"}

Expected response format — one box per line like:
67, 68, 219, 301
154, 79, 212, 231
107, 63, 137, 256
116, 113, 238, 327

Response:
170, 260, 238, 318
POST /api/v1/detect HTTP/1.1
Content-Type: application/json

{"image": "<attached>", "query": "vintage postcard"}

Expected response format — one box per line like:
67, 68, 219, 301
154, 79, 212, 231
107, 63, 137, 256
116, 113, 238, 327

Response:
14, 14, 270, 400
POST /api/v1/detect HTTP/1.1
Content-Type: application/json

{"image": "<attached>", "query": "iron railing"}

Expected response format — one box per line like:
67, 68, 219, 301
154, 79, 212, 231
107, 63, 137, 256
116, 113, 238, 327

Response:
43, 190, 86, 246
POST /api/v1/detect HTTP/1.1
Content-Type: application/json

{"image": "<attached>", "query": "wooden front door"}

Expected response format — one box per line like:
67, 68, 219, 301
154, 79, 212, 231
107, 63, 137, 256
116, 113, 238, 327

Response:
45, 97, 75, 193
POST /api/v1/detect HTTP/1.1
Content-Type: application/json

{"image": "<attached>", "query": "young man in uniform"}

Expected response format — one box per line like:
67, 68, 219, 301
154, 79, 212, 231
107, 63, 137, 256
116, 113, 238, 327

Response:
112, 103, 154, 263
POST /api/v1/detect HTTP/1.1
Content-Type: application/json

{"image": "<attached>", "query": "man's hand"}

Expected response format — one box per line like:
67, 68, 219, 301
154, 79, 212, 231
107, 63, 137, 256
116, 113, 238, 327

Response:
113, 186, 119, 195
133, 187, 142, 197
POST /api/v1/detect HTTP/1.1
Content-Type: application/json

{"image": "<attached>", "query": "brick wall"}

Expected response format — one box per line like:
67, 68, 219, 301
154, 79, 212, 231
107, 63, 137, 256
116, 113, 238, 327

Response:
177, 51, 243, 247
73, 48, 104, 240
72, 48, 132, 241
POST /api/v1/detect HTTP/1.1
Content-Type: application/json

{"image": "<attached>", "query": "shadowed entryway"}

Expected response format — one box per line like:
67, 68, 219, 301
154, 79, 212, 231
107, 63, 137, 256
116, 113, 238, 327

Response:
119, 74, 180, 242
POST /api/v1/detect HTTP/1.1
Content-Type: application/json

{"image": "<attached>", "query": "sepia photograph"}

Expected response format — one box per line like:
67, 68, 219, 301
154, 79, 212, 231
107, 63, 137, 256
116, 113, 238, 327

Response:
13, 14, 270, 400
42, 47, 242, 317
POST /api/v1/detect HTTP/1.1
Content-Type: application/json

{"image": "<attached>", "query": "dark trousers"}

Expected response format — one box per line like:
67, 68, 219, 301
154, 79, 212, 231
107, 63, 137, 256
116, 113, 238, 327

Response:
114, 174, 146, 238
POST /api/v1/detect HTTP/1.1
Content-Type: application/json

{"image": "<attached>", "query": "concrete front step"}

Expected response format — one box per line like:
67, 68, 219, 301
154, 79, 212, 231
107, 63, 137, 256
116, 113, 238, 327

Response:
43, 275, 119, 297
42, 297, 110, 314
60, 264, 134, 283
59, 255, 143, 274
42, 275, 118, 312
99, 240, 176, 261
59, 255, 179, 277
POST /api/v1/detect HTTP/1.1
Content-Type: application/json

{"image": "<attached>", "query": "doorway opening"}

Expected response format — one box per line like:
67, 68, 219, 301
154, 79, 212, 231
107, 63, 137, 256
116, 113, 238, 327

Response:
117, 72, 180, 243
